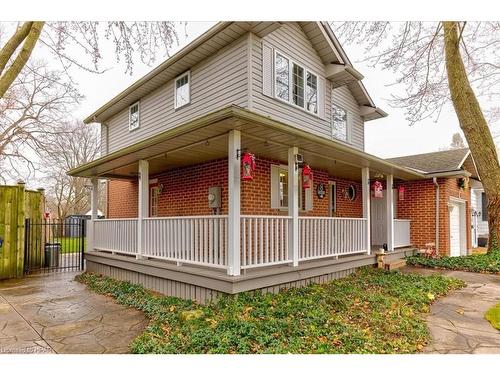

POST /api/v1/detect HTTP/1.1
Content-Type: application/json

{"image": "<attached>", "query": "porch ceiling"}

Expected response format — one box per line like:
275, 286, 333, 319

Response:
69, 106, 425, 181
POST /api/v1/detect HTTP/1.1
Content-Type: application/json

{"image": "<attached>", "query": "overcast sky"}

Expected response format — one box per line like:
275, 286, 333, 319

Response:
42, 21, 500, 159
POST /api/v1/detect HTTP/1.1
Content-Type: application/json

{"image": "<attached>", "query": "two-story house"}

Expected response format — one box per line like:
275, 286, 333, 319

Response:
70, 22, 478, 302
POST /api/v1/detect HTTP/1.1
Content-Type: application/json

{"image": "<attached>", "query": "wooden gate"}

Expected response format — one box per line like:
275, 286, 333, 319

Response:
0, 184, 44, 280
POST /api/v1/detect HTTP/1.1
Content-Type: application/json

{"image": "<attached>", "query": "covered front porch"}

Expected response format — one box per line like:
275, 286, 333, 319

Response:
71, 107, 420, 285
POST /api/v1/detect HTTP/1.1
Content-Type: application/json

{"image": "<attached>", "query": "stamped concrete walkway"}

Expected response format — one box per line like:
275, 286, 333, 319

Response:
0, 272, 148, 354
404, 267, 500, 354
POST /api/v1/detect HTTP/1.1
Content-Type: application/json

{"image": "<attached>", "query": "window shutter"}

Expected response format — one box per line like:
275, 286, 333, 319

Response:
305, 187, 313, 211
262, 43, 274, 98
270, 165, 280, 209
481, 192, 488, 221
317, 76, 326, 119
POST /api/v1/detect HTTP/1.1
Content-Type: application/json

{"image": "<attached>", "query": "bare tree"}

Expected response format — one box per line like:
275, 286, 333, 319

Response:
0, 21, 179, 97
0, 60, 80, 182
450, 132, 466, 149
332, 21, 500, 252
41, 120, 102, 219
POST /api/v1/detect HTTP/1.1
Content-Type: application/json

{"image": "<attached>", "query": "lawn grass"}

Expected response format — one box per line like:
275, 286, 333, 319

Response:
76, 267, 464, 354
406, 248, 500, 274
485, 303, 500, 330
54, 237, 87, 254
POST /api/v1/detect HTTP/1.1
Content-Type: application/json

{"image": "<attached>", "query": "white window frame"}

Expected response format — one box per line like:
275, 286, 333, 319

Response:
128, 102, 140, 131
150, 186, 159, 217
331, 103, 350, 143
174, 71, 191, 109
273, 50, 319, 117
271, 164, 311, 211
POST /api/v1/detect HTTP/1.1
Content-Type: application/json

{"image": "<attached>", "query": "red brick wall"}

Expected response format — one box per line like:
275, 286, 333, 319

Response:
107, 156, 363, 219
395, 177, 471, 256
107, 180, 138, 218
241, 157, 362, 217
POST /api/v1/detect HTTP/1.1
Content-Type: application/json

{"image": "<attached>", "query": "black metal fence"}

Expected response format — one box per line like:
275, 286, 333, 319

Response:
24, 218, 85, 274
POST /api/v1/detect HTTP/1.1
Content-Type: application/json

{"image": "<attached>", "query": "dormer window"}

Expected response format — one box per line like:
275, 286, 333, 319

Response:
128, 102, 140, 131
175, 71, 190, 109
274, 51, 318, 115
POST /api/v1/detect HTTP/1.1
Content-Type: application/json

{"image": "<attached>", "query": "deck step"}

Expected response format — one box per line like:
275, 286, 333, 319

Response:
384, 259, 406, 271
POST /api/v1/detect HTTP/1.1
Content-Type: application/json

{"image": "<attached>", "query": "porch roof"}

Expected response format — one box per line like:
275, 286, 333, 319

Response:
68, 106, 426, 182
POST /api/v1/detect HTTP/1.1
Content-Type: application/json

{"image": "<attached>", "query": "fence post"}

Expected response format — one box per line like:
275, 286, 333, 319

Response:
80, 219, 86, 270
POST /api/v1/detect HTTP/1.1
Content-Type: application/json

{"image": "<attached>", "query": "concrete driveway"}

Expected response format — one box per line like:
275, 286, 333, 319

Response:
405, 267, 500, 354
0, 272, 147, 354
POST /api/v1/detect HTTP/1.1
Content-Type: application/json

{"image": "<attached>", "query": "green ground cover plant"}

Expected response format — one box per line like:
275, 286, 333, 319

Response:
406, 249, 500, 274
77, 267, 464, 354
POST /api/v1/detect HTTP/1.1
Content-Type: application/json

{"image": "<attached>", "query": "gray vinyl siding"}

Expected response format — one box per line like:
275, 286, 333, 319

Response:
105, 36, 249, 154
251, 22, 365, 151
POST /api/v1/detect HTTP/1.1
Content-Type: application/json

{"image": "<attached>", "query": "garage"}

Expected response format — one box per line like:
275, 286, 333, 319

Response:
449, 198, 467, 257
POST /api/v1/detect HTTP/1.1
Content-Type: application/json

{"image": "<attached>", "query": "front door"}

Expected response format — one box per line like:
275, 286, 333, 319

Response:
371, 189, 398, 246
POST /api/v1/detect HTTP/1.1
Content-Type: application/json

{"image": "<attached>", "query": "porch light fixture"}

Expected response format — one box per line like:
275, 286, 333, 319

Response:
372, 180, 383, 199
241, 151, 256, 181
302, 164, 313, 189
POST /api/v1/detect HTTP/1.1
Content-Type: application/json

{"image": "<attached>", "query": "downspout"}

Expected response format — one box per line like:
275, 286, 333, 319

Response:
433, 177, 440, 253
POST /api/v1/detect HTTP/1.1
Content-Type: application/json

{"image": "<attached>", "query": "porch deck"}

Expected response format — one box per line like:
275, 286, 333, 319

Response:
85, 246, 417, 302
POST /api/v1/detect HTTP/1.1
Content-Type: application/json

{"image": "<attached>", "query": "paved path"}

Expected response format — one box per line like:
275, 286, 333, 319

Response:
0, 272, 148, 354
404, 267, 500, 354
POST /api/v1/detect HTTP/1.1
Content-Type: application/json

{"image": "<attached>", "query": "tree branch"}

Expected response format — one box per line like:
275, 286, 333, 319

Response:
0, 21, 44, 98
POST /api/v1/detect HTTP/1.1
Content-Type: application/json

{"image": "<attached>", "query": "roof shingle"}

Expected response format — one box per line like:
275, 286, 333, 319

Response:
386, 148, 470, 174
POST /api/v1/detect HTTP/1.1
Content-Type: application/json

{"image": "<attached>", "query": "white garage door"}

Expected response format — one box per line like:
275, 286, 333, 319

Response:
449, 200, 466, 257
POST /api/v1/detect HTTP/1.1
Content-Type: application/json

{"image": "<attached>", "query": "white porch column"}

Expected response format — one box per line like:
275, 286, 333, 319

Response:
137, 159, 149, 259
88, 177, 98, 251
227, 130, 241, 276
361, 167, 371, 254
288, 147, 299, 266
386, 174, 394, 251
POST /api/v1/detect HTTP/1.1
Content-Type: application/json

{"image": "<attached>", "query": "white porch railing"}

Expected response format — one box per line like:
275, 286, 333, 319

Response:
142, 216, 228, 269
93, 219, 138, 255
394, 219, 411, 248
240, 215, 292, 269
299, 217, 368, 260
91, 215, 372, 272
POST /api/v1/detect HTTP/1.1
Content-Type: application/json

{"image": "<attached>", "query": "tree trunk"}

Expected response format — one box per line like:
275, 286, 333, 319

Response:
0, 21, 44, 98
443, 21, 500, 252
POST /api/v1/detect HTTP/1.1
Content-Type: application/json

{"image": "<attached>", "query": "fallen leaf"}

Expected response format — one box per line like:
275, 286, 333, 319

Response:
456, 308, 464, 315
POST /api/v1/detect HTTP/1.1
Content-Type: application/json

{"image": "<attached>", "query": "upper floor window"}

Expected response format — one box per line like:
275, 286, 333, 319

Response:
129, 102, 140, 131
274, 51, 318, 115
175, 71, 190, 109
275, 53, 289, 101
332, 105, 348, 142
306, 72, 318, 114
